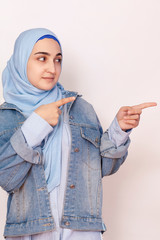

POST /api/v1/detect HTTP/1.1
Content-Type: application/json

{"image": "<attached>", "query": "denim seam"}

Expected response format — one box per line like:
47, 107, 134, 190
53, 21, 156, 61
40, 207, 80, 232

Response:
69, 122, 99, 129
87, 140, 93, 216
3, 164, 21, 190
5, 217, 54, 228
0, 126, 19, 137
96, 178, 102, 216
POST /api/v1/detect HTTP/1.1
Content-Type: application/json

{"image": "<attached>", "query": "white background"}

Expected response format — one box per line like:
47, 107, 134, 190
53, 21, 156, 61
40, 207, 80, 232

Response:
0, 0, 160, 239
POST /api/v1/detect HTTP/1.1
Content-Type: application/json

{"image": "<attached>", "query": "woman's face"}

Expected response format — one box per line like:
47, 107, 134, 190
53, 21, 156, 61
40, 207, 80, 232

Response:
27, 38, 62, 90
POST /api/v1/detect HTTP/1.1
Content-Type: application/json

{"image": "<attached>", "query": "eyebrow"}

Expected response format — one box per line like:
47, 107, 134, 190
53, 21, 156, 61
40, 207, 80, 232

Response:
34, 52, 62, 57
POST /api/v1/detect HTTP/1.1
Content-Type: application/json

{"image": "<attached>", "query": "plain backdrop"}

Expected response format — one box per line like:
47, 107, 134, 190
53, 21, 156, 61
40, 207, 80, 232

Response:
0, 1, 160, 239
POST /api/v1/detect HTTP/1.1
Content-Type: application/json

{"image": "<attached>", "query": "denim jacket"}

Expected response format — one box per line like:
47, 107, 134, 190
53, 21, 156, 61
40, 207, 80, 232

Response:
0, 91, 130, 238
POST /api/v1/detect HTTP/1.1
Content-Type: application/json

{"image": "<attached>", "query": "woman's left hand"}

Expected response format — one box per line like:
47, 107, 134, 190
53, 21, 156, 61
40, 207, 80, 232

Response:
117, 102, 157, 131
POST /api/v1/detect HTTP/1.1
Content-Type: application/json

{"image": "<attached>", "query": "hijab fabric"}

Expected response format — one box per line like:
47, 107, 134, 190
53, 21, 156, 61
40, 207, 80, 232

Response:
2, 28, 64, 192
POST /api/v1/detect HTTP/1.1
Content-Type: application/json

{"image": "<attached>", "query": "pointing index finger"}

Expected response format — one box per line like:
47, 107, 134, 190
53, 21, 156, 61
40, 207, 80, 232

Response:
55, 97, 76, 107
133, 102, 157, 110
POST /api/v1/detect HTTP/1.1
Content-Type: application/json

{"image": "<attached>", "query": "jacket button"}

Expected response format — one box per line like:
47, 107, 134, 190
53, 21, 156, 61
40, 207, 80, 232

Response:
74, 148, 79, 152
70, 184, 75, 189
95, 137, 99, 143
70, 115, 74, 120
65, 221, 70, 226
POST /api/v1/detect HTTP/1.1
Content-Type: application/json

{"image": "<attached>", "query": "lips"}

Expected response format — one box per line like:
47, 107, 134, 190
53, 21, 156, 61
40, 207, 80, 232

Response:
42, 77, 55, 81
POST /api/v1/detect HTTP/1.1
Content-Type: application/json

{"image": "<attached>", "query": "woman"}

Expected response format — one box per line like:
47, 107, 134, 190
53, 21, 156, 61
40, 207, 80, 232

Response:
0, 28, 156, 240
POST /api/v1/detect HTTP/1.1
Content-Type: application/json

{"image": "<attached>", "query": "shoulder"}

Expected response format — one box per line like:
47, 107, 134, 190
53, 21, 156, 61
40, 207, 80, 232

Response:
69, 95, 101, 128
64, 90, 96, 115
71, 95, 96, 115
0, 102, 26, 133
75, 95, 93, 108
0, 102, 22, 111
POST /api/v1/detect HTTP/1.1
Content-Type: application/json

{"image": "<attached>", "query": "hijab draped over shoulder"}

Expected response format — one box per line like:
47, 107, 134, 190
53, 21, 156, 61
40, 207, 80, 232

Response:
2, 28, 65, 192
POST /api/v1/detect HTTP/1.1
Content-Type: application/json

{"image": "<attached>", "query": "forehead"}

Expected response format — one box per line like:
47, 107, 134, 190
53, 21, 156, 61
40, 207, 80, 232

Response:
31, 38, 61, 54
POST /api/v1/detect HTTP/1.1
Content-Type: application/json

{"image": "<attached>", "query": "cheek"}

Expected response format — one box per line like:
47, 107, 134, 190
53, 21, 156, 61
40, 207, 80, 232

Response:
27, 63, 42, 77
27, 62, 41, 85
56, 64, 62, 75
26, 63, 33, 83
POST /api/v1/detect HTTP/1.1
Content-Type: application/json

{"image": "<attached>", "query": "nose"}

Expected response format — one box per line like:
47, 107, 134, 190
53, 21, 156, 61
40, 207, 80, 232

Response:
46, 61, 56, 74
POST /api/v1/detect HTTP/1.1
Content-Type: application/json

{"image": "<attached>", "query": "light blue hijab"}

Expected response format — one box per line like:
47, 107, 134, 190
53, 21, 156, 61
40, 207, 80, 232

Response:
2, 28, 64, 192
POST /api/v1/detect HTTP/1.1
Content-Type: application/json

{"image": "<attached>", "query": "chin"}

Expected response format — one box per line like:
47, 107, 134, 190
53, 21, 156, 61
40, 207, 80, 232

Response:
39, 83, 57, 91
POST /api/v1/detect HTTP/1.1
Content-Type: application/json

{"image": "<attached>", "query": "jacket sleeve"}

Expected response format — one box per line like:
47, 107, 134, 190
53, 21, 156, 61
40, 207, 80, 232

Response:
95, 114, 130, 177
0, 128, 42, 193
100, 128, 130, 177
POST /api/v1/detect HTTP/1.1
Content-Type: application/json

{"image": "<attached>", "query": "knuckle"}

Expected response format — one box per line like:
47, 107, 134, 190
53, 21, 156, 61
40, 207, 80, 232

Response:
53, 119, 58, 126
55, 108, 59, 113
55, 112, 59, 118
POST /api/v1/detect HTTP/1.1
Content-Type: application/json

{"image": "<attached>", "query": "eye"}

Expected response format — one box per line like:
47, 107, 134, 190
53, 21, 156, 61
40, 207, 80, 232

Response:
55, 58, 62, 64
38, 56, 46, 62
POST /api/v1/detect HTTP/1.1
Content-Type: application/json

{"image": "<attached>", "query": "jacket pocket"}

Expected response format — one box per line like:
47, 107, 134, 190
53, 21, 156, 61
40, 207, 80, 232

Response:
80, 126, 100, 148
80, 126, 101, 170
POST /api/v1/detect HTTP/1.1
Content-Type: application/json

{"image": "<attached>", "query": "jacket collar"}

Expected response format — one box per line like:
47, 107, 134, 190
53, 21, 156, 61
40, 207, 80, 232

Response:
0, 102, 21, 111
64, 90, 80, 113
0, 90, 81, 114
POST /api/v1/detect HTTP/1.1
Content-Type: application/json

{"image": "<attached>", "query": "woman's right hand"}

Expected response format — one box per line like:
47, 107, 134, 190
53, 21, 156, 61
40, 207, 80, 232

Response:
34, 97, 75, 126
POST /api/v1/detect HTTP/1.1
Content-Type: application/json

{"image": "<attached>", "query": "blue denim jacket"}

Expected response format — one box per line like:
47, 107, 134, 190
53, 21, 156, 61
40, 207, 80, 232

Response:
0, 91, 130, 237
